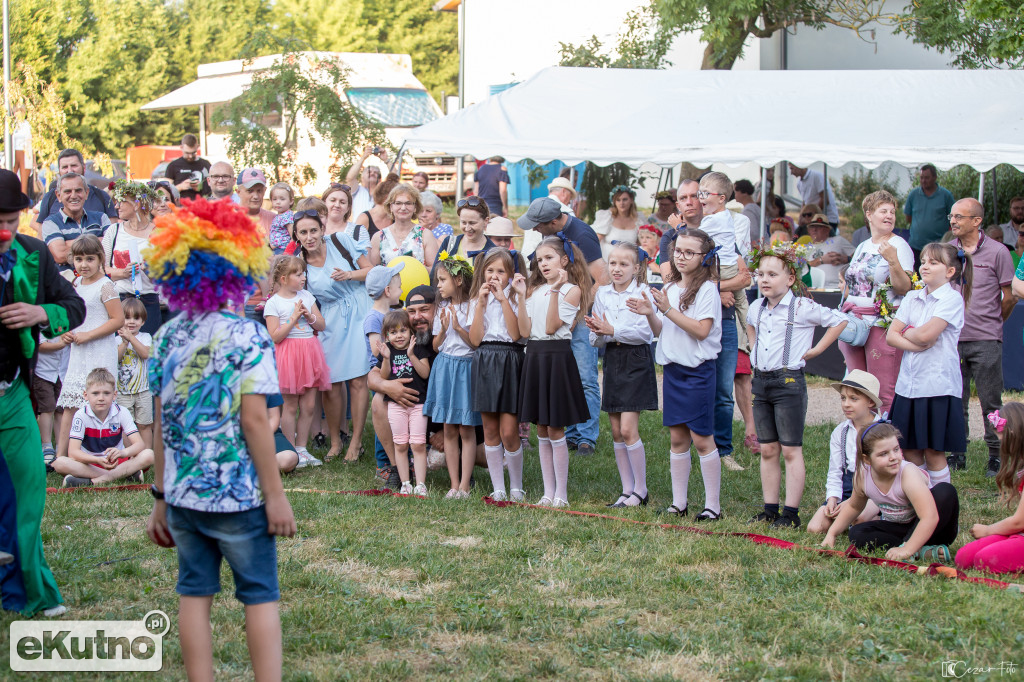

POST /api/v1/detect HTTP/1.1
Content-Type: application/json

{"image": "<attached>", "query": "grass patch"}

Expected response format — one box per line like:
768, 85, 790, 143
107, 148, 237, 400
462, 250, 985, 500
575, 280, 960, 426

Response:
4, 415, 1020, 680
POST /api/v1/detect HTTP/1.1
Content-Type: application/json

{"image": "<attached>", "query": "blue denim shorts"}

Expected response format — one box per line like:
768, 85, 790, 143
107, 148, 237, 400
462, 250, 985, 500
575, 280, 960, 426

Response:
166, 505, 279, 605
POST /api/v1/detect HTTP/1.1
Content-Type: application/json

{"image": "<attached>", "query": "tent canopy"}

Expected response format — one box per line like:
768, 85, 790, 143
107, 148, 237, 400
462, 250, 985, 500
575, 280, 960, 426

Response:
403, 67, 1024, 171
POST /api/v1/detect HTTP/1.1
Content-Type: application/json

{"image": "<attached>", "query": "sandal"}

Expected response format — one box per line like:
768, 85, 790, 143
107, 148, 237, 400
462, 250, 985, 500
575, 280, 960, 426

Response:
606, 493, 629, 508
695, 508, 722, 522
510, 489, 526, 502
322, 448, 342, 464
623, 492, 649, 507
536, 496, 553, 506
659, 505, 687, 517
913, 544, 952, 564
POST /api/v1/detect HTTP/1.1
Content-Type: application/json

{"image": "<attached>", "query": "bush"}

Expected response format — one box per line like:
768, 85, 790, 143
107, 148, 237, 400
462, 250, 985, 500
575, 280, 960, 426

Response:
934, 164, 1024, 226
831, 167, 908, 237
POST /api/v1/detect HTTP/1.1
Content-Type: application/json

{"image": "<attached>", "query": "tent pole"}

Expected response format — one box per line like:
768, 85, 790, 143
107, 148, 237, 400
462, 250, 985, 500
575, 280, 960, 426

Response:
991, 166, 998, 223
455, 0, 466, 203
822, 162, 829, 230
759, 166, 768, 245
978, 171, 984, 202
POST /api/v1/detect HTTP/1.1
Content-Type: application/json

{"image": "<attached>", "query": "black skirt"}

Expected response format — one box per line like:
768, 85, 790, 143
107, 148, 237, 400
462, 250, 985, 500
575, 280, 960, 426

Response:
472, 342, 525, 414
890, 394, 967, 453
601, 342, 659, 413
518, 339, 590, 428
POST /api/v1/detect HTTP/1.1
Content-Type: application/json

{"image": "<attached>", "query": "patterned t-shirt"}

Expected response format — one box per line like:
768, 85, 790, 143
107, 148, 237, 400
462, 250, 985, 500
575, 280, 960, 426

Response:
118, 331, 152, 394
149, 311, 279, 513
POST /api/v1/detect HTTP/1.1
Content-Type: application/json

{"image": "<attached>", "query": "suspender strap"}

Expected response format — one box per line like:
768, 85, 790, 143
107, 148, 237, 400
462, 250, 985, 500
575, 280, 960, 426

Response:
780, 298, 797, 368
840, 423, 851, 476
753, 298, 767, 369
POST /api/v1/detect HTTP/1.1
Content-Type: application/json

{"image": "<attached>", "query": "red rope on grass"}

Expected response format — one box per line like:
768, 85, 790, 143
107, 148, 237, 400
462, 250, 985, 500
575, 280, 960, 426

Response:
44, 484, 1020, 592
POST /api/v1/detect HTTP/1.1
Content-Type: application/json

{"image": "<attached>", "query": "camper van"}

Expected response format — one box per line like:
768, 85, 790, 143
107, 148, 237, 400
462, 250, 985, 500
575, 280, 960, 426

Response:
141, 51, 473, 195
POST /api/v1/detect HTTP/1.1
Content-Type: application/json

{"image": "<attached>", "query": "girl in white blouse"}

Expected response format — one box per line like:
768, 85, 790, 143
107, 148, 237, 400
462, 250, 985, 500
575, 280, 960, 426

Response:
513, 236, 592, 508
585, 242, 658, 508
631, 229, 723, 521
468, 248, 528, 502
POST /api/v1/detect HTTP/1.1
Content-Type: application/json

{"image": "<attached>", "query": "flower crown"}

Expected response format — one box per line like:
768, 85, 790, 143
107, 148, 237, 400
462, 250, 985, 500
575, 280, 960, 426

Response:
109, 179, 160, 210
747, 241, 810, 295
608, 184, 635, 204
436, 250, 474, 279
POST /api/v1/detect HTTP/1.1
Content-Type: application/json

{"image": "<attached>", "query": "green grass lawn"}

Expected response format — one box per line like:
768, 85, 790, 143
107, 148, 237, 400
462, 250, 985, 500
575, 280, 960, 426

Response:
4, 415, 1021, 681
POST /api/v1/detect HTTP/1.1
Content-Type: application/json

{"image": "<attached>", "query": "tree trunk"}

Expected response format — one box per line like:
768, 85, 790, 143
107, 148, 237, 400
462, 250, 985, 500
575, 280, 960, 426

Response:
700, 24, 749, 70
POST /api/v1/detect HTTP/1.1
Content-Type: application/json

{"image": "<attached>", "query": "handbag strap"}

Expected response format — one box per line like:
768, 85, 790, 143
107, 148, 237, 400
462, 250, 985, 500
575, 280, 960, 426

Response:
329, 233, 358, 271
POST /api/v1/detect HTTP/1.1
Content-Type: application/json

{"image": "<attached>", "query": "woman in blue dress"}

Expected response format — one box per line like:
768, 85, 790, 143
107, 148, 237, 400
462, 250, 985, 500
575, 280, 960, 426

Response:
294, 209, 373, 462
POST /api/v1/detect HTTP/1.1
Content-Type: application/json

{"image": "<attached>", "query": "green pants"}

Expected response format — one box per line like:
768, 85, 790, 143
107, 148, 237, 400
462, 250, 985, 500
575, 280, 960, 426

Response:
0, 377, 63, 615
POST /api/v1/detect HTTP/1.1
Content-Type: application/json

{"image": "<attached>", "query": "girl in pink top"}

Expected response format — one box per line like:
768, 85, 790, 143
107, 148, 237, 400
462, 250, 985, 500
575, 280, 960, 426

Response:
955, 403, 1024, 574
822, 422, 959, 563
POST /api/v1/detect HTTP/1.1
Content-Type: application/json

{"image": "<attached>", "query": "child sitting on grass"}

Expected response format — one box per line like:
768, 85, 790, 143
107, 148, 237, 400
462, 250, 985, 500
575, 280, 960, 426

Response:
143, 197, 296, 681
52, 368, 154, 487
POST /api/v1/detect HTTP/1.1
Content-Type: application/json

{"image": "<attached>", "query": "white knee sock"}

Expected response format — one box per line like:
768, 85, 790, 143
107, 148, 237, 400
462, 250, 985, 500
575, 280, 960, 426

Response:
612, 441, 633, 497
485, 444, 505, 496
699, 449, 722, 514
928, 465, 950, 487
537, 437, 555, 500
669, 450, 692, 511
551, 437, 570, 502
623, 440, 647, 505
505, 446, 524, 493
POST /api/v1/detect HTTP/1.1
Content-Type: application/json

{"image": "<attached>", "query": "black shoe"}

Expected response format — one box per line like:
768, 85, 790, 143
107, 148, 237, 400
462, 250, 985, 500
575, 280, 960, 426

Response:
750, 509, 779, 524
566, 439, 579, 451
771, 512, 801, 529
695, 508, 722, 522
385, 466, 401, 491
575, 442, 596, 457
313, 432, 328, 449
987, 457, 1000, 478
947, 453, 966, 471
625, 491, 649, 507
659, 504, 687, 517
606, 493, 629, 508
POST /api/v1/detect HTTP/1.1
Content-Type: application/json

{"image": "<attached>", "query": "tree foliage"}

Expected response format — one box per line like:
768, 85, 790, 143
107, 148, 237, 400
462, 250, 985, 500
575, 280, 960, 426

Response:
558, 5, 677, 70
895, 0, 1024, 69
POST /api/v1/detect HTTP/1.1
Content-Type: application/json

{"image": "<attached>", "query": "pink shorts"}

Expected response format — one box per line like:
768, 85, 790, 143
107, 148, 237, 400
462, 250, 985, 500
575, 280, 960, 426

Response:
387, 403, 428, 445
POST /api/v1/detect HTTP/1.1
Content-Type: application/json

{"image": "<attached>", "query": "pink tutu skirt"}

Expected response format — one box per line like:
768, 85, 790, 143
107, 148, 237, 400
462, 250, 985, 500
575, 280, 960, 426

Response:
276, 336, 332, 394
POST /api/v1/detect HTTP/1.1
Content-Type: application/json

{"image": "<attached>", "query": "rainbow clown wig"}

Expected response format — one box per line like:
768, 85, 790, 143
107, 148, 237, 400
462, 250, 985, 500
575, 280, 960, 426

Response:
143, 198, 270, 314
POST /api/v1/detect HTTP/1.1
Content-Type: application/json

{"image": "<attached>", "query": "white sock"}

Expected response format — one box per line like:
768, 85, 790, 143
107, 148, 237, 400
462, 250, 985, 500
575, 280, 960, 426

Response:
505, 446, 524, 492
485, 444, 505, 496
928, 465, 950, 487
612, 441, 633, 498
626, 439, 647, 498
551, 437, 570, 502
669, 450, 691, 511
537, 437, 555, 500
699, 449, 722, 514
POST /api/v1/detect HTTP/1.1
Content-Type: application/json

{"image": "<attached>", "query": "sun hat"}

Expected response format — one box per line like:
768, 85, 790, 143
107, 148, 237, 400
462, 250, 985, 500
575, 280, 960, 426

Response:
484, 216, 516, 238
831, 369, 883, 409
365, 261, 406, 299
547, 177, 577, 199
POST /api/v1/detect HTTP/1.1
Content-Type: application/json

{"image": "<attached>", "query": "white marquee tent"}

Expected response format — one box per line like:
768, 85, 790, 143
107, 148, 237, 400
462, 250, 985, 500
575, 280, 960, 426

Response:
403, 67, 1024, 171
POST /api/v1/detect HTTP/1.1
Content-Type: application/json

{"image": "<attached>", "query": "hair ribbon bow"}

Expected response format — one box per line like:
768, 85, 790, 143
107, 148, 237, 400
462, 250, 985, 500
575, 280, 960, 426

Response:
555, 231, 575, 263
987, 410, 1006, 433
701, 245, 722, 267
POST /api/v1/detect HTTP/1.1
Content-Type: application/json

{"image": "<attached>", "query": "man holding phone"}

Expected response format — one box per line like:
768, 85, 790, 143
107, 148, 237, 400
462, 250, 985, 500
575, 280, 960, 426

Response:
165, 134, 211, 201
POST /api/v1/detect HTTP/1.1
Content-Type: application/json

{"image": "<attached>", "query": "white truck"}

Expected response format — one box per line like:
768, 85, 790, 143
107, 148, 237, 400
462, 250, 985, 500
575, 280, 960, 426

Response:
141, 51, 472, 196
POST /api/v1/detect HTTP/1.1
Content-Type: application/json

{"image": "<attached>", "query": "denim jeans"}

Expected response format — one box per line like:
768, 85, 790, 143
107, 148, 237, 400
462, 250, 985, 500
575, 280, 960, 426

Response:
565, 321, 601, 446
714, 305, 738, 456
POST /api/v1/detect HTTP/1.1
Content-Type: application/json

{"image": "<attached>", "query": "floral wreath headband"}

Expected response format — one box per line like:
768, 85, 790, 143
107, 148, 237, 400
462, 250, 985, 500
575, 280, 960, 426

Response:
608, 184, 636, 204
109, 179, 160, 210
746, 241, 810, 294
436, 250, 474, 279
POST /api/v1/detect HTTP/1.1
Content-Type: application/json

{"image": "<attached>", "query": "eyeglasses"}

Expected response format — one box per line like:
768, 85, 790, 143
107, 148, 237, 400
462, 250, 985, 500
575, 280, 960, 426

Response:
697, 190, 724, 200
457, 197, 484, 209
209, 174, 233, 181
947, 214, 981, 221
674, 248, 700, 260
391, 201, 416, 208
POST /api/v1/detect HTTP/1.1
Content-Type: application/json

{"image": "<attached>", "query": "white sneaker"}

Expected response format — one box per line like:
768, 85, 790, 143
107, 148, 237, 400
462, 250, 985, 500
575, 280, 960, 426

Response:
510, 489, 526, 502
491, 490, 507, 502
413, 483, 428, 497
42, 605, 68, 617
445, 489, 459, 499
296, 447, 323, 467
399, 482, 413, 495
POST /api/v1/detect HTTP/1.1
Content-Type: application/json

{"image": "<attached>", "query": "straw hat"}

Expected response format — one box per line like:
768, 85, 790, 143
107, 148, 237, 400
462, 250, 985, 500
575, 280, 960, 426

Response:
830, 370, 883, 409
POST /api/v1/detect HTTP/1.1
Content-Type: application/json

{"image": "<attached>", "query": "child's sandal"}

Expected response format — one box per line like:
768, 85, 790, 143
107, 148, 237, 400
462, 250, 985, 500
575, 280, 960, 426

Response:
914, 544, 952, 564
695, 508, 722, 522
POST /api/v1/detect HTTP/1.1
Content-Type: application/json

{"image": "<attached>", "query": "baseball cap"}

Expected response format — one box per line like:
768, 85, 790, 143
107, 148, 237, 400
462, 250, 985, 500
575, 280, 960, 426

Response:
807, 213, 831, 229
406, 285, 437, 307
517, 197, 563, 230
365, 262, 405, 299
236, 168, 268, 189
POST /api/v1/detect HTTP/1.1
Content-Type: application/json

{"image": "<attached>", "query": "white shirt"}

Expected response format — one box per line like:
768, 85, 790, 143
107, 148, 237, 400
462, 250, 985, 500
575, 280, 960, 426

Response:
525, 283, 579, 341
699, 211, 738, 265
467, 285, 519, 343
589, 280, 654, 348
70, 402, 138, 455
351, 185, 374, 217
433, 300, 475, 357
732, 211, 751, 258
893, 283, 965, 398
826, 417, 880, 501
797, 169, 839, 223
263, 290, 318, 339
746, 292, 846, 371
36, 333, 69, 384
999, 221, 1022, 248
807, 236, 855, 289
655, 280, 722, 367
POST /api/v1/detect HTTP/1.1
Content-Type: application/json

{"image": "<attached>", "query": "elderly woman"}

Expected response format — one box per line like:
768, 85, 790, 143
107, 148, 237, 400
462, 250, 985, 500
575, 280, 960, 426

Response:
369, 184, 439, 268
294, 209, 373, 462
101, 180, 162, 334
355, 173, 398, 239
593, 185, 641, 258
418, 190, 453, 240
839, 190, 914, 412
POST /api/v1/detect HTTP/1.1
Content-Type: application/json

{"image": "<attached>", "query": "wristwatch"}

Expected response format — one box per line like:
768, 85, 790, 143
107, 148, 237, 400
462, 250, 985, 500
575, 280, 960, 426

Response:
150, 484, 165, 501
